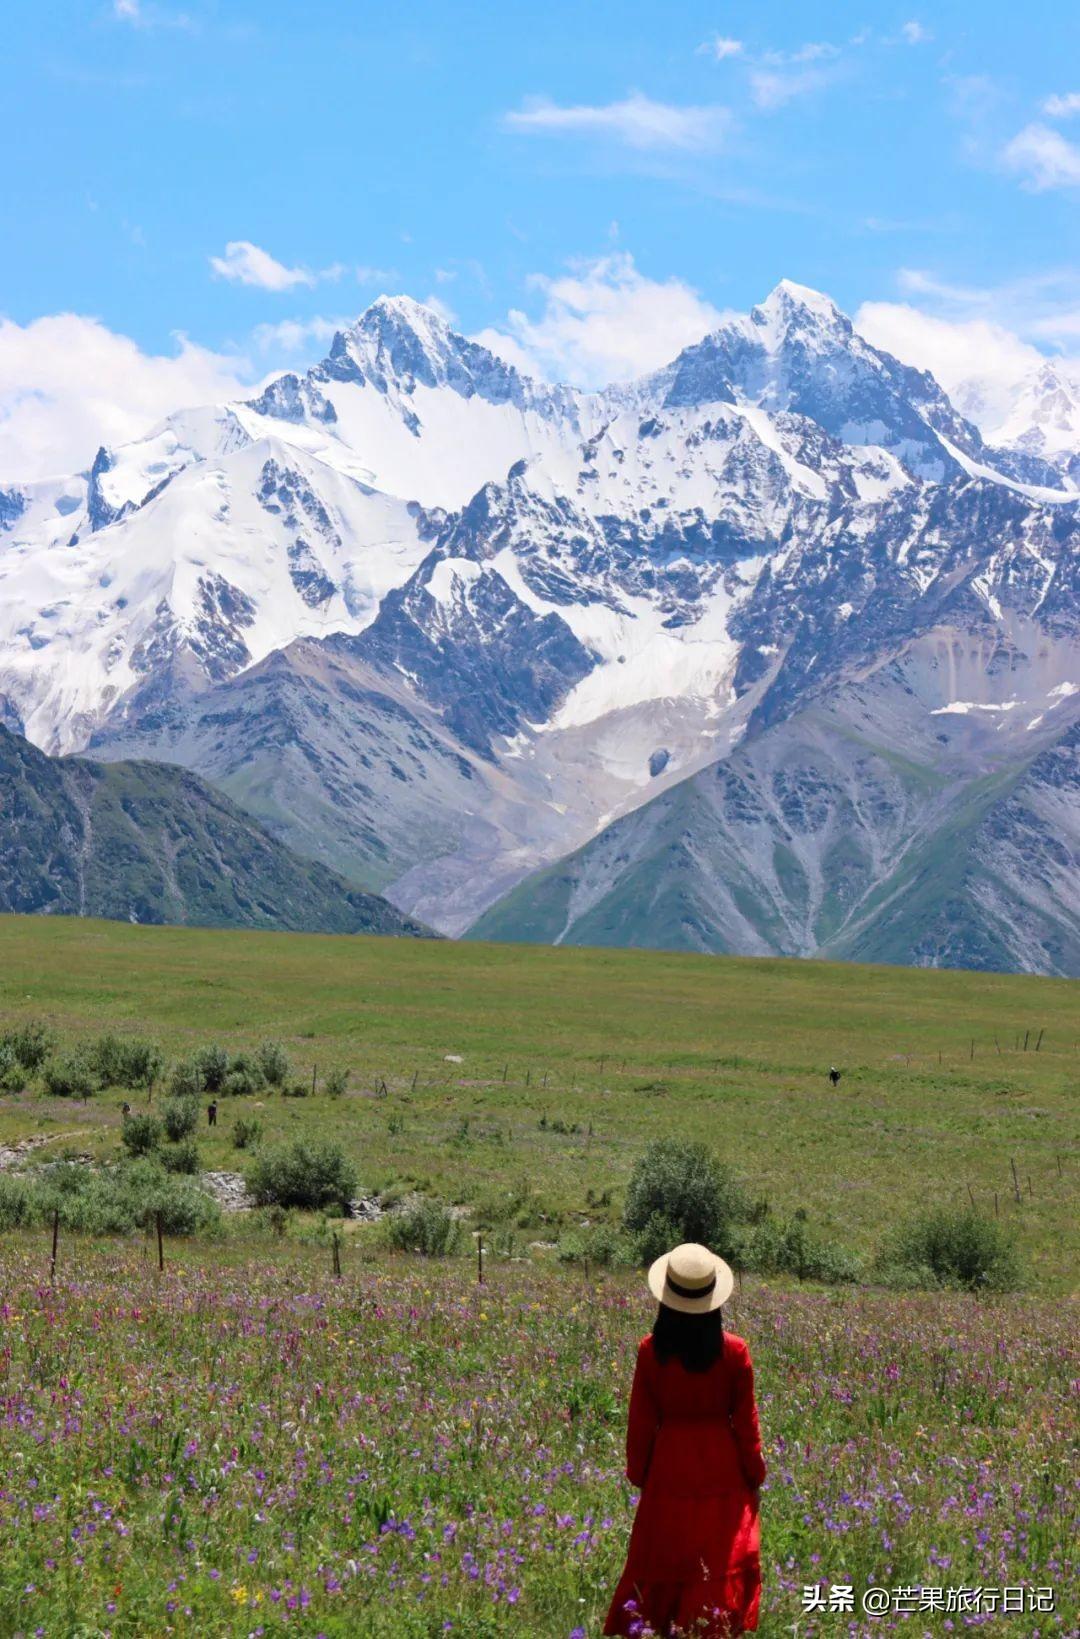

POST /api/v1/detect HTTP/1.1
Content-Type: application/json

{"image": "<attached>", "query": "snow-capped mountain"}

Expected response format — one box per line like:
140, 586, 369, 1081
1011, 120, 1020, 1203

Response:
2, 282, 1078, 972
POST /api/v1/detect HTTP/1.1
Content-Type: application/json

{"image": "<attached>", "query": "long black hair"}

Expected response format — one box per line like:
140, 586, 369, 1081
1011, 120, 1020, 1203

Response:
651, 1303, 725, 1372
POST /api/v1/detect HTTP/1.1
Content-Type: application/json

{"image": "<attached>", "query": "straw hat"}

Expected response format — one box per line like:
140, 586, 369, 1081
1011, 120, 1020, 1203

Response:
648, 1242, 733, 1314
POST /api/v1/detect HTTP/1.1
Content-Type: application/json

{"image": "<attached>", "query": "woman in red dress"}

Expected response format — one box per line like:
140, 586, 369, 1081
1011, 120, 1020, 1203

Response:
605, 1243, 766, 1638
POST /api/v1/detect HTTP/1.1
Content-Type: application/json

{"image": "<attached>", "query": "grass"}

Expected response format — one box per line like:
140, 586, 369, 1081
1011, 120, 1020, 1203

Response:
0, 1241, 1073, 1637
0, 914, 1077, 1290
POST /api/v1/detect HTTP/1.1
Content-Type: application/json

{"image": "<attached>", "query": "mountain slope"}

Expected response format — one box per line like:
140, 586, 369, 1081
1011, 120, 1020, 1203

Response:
467, 654, 1080, 975
0, 726, 432, 936
2, 280, 1078, 971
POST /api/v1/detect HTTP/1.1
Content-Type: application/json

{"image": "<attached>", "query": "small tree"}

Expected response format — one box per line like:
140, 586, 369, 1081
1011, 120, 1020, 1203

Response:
162, 1096, 199, 1143
0, 1021, 53, 1072
623, 1138, 748, 1261
160, 1137, 199, 1175
121, 1113, 161, 1157
42, 1054, 97, 1100
324, 1067, 349, 1099
191, 1044, 230, 1093
255, 1041, 290, 1087
231, 1117, 263, 1151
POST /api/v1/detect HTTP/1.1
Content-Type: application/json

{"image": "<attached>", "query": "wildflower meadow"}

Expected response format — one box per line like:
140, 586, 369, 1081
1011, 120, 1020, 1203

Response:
0, 1243, 1074, 1638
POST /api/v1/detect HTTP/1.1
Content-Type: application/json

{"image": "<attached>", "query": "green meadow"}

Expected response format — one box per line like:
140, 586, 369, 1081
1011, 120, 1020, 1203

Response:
0, 915, 1075, 1290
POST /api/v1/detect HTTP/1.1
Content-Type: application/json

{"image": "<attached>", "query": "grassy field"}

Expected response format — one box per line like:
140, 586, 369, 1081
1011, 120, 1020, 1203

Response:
0, 915, 1076, 1289
0, 1243, 1074, 1637
0, 916, 1077, 1637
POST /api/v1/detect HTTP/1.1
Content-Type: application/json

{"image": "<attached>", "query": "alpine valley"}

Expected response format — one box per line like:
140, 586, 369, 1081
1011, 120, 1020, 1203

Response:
1, 282, 1077, 973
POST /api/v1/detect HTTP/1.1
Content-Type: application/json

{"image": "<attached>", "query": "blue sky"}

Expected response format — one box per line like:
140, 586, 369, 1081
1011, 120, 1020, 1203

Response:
2, 0, 1079, 478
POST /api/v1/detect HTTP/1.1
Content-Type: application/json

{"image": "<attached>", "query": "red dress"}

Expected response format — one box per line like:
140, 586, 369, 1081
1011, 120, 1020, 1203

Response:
605, 1330, 766, 1638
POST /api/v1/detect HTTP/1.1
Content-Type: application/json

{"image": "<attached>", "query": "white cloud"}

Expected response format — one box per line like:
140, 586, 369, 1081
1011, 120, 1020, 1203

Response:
112, 0, 194, 31
900, 21, 930, 44
503, 93, 731, 152
0, 313, 255, 483
1002, 123, 1080, 190
251, 316, 346, 355
702, 36, 743, 60
857, 272, 1080, 433
1042, 91, 1080, 118
209, 241, 323, 291
748, 44, 841, 109
474, 253, 724, 387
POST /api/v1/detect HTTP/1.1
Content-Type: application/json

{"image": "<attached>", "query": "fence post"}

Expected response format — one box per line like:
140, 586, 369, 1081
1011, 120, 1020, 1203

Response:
477, 1233, 484, 1285
49, 1207, 59, 1284
156, 1211, 165, 1273
331, 1231, 342, 1279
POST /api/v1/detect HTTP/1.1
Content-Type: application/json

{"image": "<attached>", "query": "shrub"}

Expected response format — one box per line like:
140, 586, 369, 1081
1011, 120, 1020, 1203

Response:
875, 1206, 1022, 1292
20, 1159, 220, 1237
623, 1139, 748, 1261
737, 1215, 859, 1283
383, 1198, 462, 1257
255, 1040, 290, 1087
222, 1055, 265, 1098
0, 1042, 26, 1093
1, 1021, 53, 1072
42, 1053, 97, 1100
231, 1117, 263, 1151
281, 1079, 309, 1099
161, 1096, 198, 1142
191, 1045, 230, 1093
90, 1034, 163, 1090
168, 1059, 202, 1098
0, 1174, 34, 1230
558, 1222, 633, 1269
121, 1113, 161, 1157
246, 1140, 357, 1212
160, 1138, 199, 1175
324, 1067, 348, 1099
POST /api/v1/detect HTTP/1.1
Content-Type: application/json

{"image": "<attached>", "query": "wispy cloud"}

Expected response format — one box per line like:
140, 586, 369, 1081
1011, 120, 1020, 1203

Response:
1002, 123, 1080, 190
700, 36, 743, 61
741, 42, 842, 110
252, 316, 346, 354
503, 93, 731, 152
1042, 91, 1080, 119
900, 21, 931, 45
111, 0, 195, 31
209, 241, 346, 292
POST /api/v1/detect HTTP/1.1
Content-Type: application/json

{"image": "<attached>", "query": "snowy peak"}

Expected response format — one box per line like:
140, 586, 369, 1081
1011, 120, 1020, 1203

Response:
993, 362, 1080, 458
750, 278, 852, 344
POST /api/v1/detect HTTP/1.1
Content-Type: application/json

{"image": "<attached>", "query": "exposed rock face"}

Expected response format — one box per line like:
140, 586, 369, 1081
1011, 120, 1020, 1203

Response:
1, 282, 1077, 970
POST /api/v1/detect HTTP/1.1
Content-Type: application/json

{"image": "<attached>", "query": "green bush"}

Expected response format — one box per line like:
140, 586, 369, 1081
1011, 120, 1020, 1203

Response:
557, 1222, 633, 1268
383, 1198, 462, 1257
0, 1174, 34, 1230
281, 1079, 309, 1099
255, 1040, 290, 1087
623, 1139, 748, 1261
0, 1020, 53, 1072
121, 1112, 161, 1157
42, 1053, 97, 1100
736, 1214, 859, 1283
0, 1042, 27, 1093
15, 1159, 220, 1238
246, 1140, 356, 1212
231, 1117, 263, 1151
324, 1067, 349, 1098
875, 1206, 1022, 1292
191, 1044, 230, 1093
89, 1034, 164, 1090
222, 1054, 265, 1098
631, 1210, 683, 1267
161, 1096, 198, 1142
160, 1137, 199, 1175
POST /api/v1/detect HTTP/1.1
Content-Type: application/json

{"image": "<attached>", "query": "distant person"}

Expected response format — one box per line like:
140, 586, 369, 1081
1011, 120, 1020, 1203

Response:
605, 1243, 765, 1638
120, 1101, 131, 1118
207, 1099, 218, 1128
828, 1065, 841, 1086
